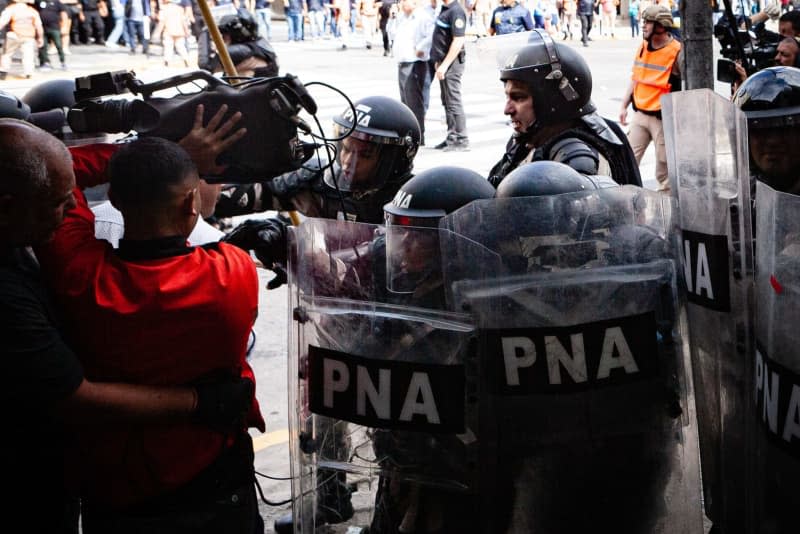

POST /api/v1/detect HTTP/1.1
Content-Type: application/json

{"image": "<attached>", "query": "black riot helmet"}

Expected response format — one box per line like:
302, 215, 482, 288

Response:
218, 8, 260, 43
499, 29, 595, 136
22, 79, 76, 113
0, 90, 31, 121
733, 66, 800, 129
383, 166, 495, 295
496, 161, 596, 198
329, 96, 421, 198
384, 166, 496, 225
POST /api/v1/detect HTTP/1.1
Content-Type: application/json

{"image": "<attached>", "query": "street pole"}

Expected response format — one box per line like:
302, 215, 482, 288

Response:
680, 0, 715, 89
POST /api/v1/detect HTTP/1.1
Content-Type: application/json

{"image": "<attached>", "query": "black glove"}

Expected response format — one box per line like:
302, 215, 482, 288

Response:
194, 377, 254, 431
223, 217, 289, 267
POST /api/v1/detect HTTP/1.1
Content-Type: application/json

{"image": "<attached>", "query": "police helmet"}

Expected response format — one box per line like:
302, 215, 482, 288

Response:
384, 166, 495, 226
496, 161, 596, 198
218, 8, 259, 43
384, 166, 495, 295
733, 66, 800, 129
499, 29, 595, 135
21, 79, 76, 113
0, 90, 31, 120
330, 96, 421, 196
641, 5, 674, 29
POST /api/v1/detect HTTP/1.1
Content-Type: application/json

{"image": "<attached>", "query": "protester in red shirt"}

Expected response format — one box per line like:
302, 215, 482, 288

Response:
36, 135, 266, 533
0, 112, 255, 533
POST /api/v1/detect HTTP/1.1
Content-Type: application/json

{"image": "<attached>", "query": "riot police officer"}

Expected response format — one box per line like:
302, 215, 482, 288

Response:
216, 95, 422, 225
198, 8, 279, 78
488, 29, 642, 188
733, 66, 800, 195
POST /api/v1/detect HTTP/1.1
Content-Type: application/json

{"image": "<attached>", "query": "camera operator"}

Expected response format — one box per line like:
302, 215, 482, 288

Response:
730, 35, 799, 92
198, 8, 279, 78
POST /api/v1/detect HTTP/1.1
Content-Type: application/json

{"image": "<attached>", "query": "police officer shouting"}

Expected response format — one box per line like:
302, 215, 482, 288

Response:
488, 30, 641, 189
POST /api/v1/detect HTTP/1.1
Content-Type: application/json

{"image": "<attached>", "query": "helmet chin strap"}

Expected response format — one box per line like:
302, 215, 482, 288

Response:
538, 29, 580, 103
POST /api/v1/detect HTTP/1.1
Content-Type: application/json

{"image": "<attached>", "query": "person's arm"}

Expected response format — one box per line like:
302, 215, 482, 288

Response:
34, 11, 44, 48
523, 9, 534, 30
435, 35, 465, 79
619, 78, 635, 126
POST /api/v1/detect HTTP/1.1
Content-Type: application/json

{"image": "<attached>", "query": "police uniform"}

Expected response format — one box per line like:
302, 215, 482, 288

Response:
430, 0, 468, 148
489, 1, 533, 35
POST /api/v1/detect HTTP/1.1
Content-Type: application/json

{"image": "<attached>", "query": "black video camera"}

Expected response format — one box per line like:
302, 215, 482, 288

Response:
713, 16, 781, 81
68, 70, 317, 183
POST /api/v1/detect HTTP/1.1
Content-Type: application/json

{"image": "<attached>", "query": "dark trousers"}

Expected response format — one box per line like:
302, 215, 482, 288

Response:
398, 60, 428, 144
81, 433, 263, 534
436, 57, 467, 144
82, 9, 105, 43
39, 28, 65, 64
125, 19, 148, 54
580, 13, 593, 44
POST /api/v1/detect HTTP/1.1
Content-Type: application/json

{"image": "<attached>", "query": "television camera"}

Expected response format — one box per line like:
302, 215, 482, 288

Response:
713, 0, 782, 83
67, 69, 318, 183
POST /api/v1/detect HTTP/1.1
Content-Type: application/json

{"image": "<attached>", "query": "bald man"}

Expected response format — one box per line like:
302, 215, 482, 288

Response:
0, 119, 253, 533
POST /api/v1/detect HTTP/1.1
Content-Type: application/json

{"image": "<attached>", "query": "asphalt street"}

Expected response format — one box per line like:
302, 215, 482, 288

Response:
1, 19, 728, 531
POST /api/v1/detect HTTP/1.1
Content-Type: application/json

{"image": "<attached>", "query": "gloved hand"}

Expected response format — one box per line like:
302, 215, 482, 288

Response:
223, 216, 289, 267
763, 1, 781, 20
194, 377, 254, 431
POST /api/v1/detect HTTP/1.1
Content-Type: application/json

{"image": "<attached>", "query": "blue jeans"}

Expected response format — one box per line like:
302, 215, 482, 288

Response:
287, 11, 304, 41
256, 8, 272, 40
125, 19, 148, 54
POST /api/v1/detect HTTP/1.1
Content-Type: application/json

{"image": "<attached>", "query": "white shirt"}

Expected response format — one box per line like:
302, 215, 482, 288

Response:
92, 200, 225, 247
392, 7, 435, 63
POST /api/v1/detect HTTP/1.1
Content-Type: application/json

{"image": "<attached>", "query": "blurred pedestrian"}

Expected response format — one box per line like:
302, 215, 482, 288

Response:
161, 0, 190, 66
78, 0, 105, 43
393, 0, 433, 144
124, 0, 150, 54
577, 0, 592, 45
36, 0, 68, 69
488, 0, 533, 35
0, 0, 44, 78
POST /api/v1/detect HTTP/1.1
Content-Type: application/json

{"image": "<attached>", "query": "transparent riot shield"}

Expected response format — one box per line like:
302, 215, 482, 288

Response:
662, 89, 755, 533
753, 181, 800, 533
443, 186, 703, 534
287, 218, 501, 533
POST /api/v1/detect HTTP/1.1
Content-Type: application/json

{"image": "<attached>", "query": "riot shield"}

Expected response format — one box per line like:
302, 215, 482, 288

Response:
443, 186, 703, 534
662, 89, 755, 533
753, 181, 800, 533
287, 218, 502, 533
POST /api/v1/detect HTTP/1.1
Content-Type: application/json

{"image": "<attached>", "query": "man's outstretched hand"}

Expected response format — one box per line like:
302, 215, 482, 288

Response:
179, 104, 248, 176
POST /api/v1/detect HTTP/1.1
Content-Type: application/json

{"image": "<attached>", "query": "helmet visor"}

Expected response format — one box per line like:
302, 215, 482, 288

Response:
384, 212, 443, 295
331, 133, 386, 193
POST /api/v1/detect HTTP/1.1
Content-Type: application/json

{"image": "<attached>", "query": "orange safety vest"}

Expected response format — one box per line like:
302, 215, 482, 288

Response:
631, 38, 681, 112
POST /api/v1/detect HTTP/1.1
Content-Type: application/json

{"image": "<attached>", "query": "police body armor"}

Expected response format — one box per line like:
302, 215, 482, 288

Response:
488, 111, 643, 188
441, 186, 703, 533
753, 181, 800, 533
662, 89, 756, 533
216, 161, 411, 224
287, 218, 501, 532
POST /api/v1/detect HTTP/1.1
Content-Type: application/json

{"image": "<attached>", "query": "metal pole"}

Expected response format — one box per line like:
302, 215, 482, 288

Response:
196, 0, 302, 227
681, 0, 715, 90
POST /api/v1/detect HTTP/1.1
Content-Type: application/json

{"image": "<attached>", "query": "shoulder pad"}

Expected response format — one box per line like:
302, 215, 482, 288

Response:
548, 137, 599, 175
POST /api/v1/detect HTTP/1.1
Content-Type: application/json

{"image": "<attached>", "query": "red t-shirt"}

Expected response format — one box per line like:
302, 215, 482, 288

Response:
37, 144, 265, 506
